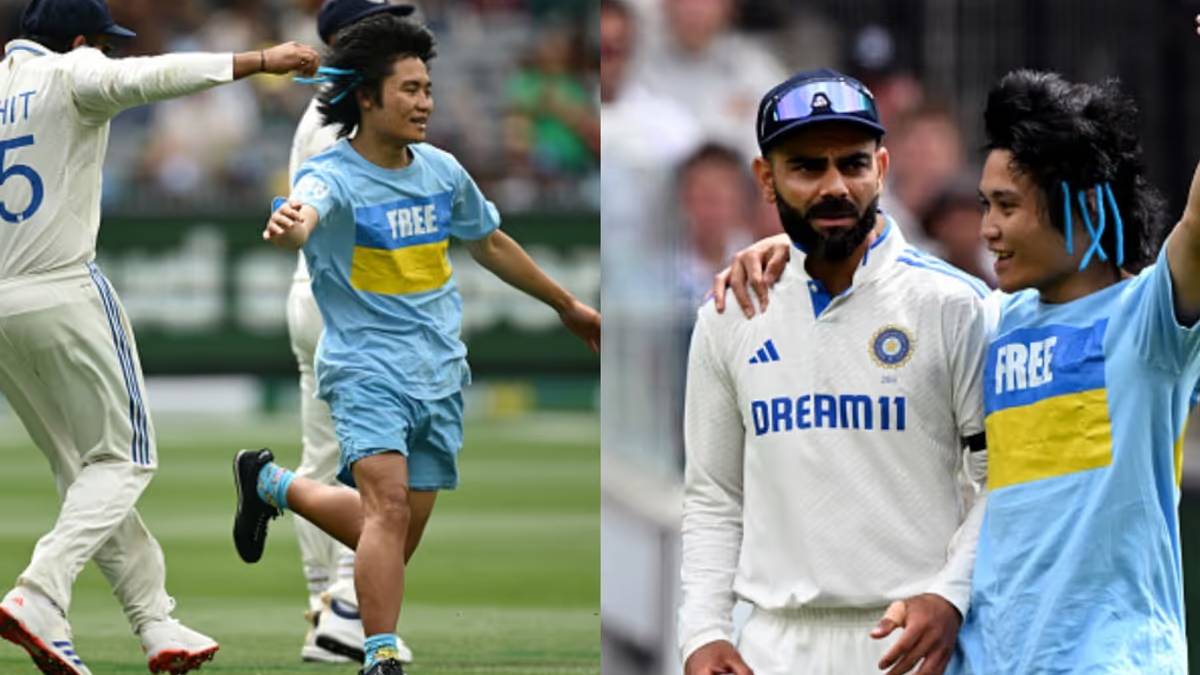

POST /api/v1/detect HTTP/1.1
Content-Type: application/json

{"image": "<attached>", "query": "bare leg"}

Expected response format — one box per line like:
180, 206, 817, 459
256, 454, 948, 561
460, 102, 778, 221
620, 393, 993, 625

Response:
404, 491, 437, 562
349, 453, 411, 636
284, 477, 364, 549
284, 478, 439, 565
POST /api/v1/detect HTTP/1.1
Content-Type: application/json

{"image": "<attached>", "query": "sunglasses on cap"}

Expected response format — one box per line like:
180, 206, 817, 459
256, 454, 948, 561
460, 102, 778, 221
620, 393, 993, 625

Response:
758, 77, 884, 149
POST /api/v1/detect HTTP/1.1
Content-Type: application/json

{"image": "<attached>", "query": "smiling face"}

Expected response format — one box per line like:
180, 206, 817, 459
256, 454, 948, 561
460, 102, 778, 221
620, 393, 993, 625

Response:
357, 56, 434, 146
753, 123, 887, 260
978, 149, 1089, 294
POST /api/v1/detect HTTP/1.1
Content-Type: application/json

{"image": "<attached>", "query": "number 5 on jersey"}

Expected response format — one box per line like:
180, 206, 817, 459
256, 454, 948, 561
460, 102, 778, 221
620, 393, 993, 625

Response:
0, 134, 43, 223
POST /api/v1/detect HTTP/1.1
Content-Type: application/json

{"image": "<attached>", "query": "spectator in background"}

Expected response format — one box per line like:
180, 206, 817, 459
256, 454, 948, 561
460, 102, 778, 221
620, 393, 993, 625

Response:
600, 0, 700, 255
599, 0, 702, 480
601, 0, 699, 173
501, 20, 599, 210
633, 0, 786, 159
0, 0, 599, 216
135, 0, 269, 207
922, 175, 998, 288
887, 104, 966, 219
880, 103, 966, 250
735, 0, 838, 76
847, 25, 925, 129
675, 142, 756, 304
140, 81, 262, 204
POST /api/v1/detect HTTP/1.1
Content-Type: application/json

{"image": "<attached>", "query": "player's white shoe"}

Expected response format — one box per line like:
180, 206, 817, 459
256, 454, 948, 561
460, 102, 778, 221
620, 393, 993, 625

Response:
313, 591, 412, 664
0, 585, 92, 674
301, 609, 353, 663
139, 618, 219, 674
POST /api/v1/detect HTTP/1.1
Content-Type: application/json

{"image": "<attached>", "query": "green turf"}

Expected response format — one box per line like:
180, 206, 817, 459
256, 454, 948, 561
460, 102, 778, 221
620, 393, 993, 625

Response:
0, 412, 599, 674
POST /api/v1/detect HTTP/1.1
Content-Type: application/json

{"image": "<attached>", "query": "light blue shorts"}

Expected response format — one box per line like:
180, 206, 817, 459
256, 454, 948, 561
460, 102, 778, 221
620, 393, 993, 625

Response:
326, 383, 464, 491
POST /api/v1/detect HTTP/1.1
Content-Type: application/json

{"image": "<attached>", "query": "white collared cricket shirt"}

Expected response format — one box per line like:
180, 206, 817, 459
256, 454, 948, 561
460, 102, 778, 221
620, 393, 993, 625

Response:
0, 39, 231, 279
679, 220, 996, 661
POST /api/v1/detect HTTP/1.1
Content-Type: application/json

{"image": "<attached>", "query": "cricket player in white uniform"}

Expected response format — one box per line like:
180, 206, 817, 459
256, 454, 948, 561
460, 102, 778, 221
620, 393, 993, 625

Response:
0, 1, 318, 673
680, 69, 991, 675
286, 0, 416, 665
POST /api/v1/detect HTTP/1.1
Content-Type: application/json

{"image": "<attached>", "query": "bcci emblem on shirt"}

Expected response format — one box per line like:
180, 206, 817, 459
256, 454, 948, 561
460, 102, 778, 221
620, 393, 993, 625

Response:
870, 325, 914, 369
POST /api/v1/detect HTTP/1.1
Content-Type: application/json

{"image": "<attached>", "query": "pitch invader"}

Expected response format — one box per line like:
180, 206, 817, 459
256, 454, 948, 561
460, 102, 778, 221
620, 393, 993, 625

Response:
679, 69, 993, 675
0, 1, 320, 673
230, 13, 600, 675
282, 0, 420, 666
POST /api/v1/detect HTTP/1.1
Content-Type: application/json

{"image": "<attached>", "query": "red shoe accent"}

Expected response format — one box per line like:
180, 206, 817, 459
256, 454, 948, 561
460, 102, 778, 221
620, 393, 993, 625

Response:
0, 606, 84, 674
146, 645, 219, 674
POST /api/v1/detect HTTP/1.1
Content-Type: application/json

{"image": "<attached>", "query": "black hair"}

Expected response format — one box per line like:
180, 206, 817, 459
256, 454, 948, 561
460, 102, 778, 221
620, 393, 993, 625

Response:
20, 33, 74, 53
317, 13, 437, 139
983, 69, 1166, 272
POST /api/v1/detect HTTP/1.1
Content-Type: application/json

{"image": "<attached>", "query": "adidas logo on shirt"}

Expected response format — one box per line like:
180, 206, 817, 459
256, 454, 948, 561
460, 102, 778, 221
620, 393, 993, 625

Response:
748, 339, 781, 364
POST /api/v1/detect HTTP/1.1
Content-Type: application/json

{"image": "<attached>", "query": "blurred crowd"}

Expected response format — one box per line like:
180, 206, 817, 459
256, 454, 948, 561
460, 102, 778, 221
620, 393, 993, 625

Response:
0, 0, 600, 214
601, 3, 1193, 673
601, 0, 996, 476
602, 0, 994, 311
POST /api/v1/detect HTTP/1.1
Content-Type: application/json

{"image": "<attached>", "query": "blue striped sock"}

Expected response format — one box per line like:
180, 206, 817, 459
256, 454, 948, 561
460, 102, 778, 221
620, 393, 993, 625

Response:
363, 633, 399, 668
256, 463, 294, 511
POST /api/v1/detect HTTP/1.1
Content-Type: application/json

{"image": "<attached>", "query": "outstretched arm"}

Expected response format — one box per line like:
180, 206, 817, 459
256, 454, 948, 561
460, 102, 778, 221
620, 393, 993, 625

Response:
72, 42, 319, 122
464, 230, 600, 352
262, 199, 319, 250
233, 42, 320, 80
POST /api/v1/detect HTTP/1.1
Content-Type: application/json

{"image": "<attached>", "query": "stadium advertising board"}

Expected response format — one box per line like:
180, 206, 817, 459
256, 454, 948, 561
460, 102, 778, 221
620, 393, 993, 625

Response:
96, 212, 599, 375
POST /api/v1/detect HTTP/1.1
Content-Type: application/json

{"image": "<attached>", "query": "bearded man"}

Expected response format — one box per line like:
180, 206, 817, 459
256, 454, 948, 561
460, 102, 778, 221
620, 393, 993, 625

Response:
678, 69, 992, 675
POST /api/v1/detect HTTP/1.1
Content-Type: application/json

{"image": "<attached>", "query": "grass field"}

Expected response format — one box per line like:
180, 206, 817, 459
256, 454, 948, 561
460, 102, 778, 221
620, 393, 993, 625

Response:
0, 411, 599, 675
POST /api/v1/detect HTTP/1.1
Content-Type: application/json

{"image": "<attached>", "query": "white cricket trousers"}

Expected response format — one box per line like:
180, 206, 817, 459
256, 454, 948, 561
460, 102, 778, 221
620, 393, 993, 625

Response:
0, 263, 172, 631
738, 605, 901, 675
286, 276, 354, 601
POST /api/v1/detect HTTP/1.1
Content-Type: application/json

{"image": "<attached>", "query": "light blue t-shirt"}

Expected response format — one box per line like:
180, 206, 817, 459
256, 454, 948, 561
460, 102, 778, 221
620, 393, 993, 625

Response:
955, 246, 1200, 673
291, 140, 500, 401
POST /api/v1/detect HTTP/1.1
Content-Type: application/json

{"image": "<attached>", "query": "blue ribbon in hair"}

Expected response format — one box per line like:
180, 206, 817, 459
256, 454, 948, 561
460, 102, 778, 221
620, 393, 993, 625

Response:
1061, 180, 1126, 271
295, 66, 363, 104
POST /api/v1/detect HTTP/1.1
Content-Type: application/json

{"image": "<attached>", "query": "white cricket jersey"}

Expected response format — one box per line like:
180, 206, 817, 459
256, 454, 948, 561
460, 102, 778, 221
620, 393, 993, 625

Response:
679, 220, 995, 659
0, 39, 232, 280
288, 96, 341, 283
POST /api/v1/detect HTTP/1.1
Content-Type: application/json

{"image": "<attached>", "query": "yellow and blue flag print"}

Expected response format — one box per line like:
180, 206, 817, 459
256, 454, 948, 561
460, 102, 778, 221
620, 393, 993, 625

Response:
984, 320, 1112, 489
350, 193, 454, 295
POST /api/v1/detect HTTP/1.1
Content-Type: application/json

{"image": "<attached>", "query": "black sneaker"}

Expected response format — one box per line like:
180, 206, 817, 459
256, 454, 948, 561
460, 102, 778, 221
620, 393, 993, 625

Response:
360, 658, 405, 675
232, 448, 280, 563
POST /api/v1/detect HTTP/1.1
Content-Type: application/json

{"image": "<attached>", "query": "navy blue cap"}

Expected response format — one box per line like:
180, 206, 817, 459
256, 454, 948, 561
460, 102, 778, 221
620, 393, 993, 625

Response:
21, 0, 136, 40
756, 68, 885, 152
318, 0, 415, 45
